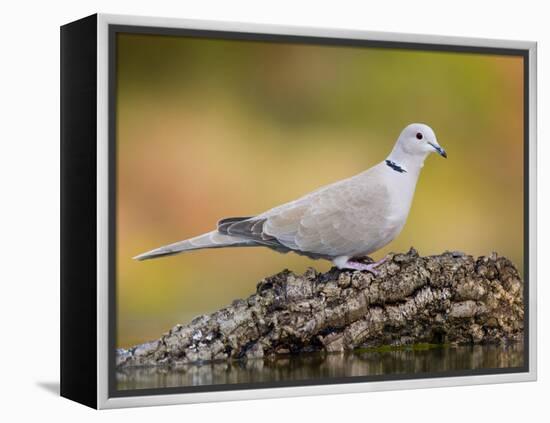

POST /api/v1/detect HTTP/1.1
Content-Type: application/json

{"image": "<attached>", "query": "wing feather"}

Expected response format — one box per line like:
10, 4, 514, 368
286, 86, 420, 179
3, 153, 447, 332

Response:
217, 166, 391, 259
264, 171, 390, 257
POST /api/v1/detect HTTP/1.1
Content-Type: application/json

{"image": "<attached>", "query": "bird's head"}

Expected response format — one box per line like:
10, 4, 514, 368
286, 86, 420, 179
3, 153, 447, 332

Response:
395, 123, 447, 159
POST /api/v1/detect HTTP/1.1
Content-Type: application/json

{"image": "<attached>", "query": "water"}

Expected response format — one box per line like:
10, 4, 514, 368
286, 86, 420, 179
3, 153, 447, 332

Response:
117, 343, 524, 391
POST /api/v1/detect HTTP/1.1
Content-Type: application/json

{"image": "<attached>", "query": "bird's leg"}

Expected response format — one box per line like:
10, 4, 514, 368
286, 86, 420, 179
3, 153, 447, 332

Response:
339, 256, 388, 276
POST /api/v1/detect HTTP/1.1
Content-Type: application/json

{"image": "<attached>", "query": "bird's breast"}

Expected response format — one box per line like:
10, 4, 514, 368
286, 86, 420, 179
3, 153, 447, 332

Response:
371, 171, 418, 246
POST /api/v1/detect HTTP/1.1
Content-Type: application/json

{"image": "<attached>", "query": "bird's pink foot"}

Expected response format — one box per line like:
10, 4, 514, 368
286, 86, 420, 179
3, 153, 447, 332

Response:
343, 256, 388, 276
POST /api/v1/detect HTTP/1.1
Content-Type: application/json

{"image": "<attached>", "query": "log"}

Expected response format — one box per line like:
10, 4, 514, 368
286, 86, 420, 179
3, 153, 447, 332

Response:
116, 248, 524, 368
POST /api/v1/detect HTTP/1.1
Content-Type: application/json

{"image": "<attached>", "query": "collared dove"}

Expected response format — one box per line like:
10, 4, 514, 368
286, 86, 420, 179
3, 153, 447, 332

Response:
135, 123, 446, 273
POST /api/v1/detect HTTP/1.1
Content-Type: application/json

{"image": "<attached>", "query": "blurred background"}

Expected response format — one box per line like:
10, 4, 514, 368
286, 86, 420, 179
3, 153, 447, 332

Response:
116, 33, 524, 348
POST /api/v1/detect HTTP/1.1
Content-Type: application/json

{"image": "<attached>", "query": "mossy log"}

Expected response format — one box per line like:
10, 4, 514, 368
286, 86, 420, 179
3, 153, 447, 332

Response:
116, 249, 524, 368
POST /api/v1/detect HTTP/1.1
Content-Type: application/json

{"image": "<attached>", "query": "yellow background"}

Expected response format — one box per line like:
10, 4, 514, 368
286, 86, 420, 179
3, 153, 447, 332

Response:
116, 33, 524, 348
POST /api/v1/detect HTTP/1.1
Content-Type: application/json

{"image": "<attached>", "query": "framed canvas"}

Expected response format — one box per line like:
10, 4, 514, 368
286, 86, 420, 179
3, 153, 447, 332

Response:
60, 13, 537, 409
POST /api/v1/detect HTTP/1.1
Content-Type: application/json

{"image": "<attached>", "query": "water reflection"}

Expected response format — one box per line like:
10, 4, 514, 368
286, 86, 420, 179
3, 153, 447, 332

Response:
117, 344, 524, 391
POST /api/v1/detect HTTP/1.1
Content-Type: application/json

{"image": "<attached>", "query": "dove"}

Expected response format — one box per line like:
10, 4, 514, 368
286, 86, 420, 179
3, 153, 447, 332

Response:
134, 123, 446, 274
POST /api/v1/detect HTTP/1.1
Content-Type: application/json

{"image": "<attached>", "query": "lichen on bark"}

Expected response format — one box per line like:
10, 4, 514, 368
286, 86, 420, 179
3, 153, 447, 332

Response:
116, 248, 524, 368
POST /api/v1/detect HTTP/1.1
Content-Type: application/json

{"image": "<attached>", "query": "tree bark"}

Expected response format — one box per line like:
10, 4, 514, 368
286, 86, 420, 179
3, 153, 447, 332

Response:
116, 249, 524, 368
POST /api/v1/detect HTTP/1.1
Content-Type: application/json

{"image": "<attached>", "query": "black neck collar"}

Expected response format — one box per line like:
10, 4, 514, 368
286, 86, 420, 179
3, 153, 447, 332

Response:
385, 160, 407, 173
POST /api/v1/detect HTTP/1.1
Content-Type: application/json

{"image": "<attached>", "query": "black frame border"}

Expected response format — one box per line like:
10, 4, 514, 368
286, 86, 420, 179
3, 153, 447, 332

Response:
60, 14, 98, 409
107, 24, 531, 399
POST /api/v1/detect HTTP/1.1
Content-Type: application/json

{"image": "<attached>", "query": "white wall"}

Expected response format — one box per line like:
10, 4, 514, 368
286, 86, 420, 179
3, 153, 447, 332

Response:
1, 0, 547, 420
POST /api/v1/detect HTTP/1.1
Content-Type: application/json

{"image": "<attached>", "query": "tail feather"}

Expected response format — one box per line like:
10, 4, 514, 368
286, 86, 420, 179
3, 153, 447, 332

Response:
133, 230, 256, 261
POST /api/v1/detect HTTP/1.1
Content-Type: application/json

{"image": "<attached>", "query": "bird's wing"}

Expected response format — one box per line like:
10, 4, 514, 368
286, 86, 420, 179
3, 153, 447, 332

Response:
222, 169, 391, 258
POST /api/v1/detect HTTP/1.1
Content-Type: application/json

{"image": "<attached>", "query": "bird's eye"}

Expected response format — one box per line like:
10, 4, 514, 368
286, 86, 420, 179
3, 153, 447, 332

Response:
416, 132, 423, 140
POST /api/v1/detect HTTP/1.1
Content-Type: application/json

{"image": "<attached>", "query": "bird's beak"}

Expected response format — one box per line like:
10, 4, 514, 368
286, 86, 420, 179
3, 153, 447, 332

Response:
429, 142, 447, 158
